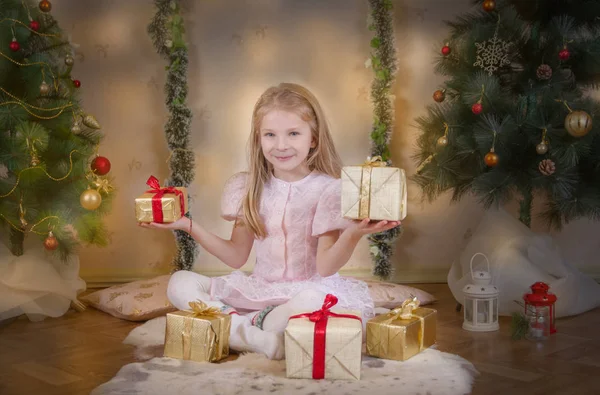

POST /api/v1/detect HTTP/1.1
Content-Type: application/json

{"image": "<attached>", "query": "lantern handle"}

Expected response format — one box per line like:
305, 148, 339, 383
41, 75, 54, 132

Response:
470, 252, 490, 281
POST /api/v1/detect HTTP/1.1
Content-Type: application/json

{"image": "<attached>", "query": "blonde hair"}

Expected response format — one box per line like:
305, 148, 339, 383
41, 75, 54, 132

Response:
241, 82, 342, 238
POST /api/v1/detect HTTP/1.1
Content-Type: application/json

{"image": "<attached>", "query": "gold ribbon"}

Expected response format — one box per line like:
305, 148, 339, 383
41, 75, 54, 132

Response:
359, 156, 388, 218
383, 296, 426, 351
181, 301, 222, 361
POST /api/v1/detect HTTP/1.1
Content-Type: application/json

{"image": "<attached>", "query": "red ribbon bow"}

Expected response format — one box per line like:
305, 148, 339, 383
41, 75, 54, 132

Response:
289, 294, 362, 380
145, 175, 185, 223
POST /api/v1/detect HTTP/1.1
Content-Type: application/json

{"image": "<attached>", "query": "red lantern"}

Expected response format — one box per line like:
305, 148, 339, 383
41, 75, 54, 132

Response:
523, 282, 557, 334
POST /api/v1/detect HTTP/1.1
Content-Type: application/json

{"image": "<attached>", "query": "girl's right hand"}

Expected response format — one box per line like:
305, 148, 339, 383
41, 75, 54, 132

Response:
138, 216, 191, 232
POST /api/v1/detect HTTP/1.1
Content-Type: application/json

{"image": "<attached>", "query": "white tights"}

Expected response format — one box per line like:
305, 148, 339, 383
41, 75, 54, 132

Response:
167, 270, 330, 360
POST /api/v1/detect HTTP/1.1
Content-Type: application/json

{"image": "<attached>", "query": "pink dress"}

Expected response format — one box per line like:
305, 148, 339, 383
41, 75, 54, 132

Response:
210, 171, 375, 319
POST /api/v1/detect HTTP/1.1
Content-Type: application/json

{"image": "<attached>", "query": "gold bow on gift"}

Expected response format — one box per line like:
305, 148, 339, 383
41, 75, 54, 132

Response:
181, 301, 222, 361
383, 295, 420, 322
362, 155, 388, 168
188, 301, 222, 317
384, 296, 426, 351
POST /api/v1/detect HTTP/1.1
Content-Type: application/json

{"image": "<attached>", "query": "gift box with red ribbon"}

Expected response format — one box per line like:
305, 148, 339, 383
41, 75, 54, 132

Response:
135, 175, 188, 223
284, 294, 363, 381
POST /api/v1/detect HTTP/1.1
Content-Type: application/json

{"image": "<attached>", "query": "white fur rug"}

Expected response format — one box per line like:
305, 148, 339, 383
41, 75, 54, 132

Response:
91, 317, 478, 395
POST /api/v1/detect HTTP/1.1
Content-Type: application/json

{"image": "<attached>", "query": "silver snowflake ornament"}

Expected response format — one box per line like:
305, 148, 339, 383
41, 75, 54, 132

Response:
473, 34, 511, 75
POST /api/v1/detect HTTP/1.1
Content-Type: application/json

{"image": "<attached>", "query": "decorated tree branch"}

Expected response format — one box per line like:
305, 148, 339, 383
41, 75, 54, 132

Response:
413, 0, 600, 229
148, 0, 197, 271
367, 0, 403, 279
0, 0, 113, 260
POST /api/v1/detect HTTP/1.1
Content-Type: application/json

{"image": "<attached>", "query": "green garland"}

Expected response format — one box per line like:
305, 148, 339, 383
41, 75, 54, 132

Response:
148, 0, 197, 271
367, 0, 402, 280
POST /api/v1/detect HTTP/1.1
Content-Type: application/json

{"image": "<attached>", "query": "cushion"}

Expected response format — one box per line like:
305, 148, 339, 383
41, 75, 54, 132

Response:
360, 279, 436, 309
81, 274, 177, 321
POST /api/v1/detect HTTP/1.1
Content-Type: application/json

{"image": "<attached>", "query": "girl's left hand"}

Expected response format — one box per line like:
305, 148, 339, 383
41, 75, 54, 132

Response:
348, 218, 401, 237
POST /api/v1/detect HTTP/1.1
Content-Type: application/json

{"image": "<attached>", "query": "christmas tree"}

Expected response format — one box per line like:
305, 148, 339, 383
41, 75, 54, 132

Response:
0, 0, 113, 260
413, 0, 600, 229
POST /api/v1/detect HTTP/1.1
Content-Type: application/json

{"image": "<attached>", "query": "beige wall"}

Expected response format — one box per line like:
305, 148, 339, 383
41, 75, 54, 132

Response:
50, 0, 599, 285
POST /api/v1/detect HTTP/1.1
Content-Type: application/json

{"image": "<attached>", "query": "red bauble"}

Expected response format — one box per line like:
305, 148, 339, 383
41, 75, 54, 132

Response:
484, 151, 499, 167
472, 102, 483, 115
9, 39, 20, 52
433, 89, 446, 103
73, 79, 81, 88
29, 20, 40, 31
91, 156, 111, 175
558, 48, 570, 61
441, 45, 451, 56
44, 232, 59, 251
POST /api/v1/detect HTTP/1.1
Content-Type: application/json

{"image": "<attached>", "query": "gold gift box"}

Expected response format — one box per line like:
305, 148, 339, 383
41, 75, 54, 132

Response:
284, 310, 362, 380
341, 157, 407, 221
366, 305, 436, 361
163, 302, 231, 363
135, 187, 188, 223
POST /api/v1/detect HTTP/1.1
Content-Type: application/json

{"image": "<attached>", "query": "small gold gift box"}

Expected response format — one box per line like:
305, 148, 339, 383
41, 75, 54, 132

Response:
366, 297, 436, 361
163, 301, 231, 363
341, 156, 407, 221
135, 175, 188, 223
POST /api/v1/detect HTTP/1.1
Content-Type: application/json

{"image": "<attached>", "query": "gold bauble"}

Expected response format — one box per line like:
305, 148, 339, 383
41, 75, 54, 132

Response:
484, 151, 499, 167
82, 114, 101, 129
71, 122, 82, 134
39, 0, 52, 12
65, 54, 74, 66
80, 188, 102, 210
30, 154, 40, 166
536, 142, 549, 155
437, 135, 448, 147
565, 110, 593, 137
39, 81, 50, 95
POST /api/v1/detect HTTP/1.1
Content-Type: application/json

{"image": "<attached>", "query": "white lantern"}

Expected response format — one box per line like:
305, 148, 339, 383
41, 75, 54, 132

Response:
462, 253, 499, 332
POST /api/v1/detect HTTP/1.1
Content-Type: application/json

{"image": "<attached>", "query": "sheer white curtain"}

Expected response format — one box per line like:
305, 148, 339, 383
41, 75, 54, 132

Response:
0, 238, 85, 322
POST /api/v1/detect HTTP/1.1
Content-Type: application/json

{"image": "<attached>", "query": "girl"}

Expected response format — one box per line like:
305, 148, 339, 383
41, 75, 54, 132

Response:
139, 83, 400, 359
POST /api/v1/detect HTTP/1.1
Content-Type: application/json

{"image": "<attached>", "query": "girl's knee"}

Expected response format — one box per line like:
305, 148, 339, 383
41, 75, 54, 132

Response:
289, 289, 328, 311
167, 270, 211, 305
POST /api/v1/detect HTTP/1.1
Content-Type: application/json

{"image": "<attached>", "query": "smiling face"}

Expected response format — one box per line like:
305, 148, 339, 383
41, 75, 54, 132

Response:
259, 109, 316, 181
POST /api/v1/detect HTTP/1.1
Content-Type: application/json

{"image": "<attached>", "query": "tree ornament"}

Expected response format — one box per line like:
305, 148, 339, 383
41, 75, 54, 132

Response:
433, 89, 446, 103
44, 231, 59, 250
19, 202, 28, 229
473, 18, 511, 75
82, 114, 101, 129
483, 0, 496, 12
472, 102, 483, 115
561, 101, 593, 137
29, 20, 40, 31
441, 43, 451, 56
536, 142, 548, 155
91, 176, 114, 194
80, 188, 102, 210
39, 0, 52, 12
484, 150, 499, 167
164, 39, 173, 48
39, 81, 50, 95
9, 38, 20, 52
485, 131, 499, 167
558, 46, 570, 61
65, 54, 74, 66
539, 159, 556, 176
70, 122, 82, 134
91, 156, 111, 175
30, 153, 40, 167
536, 64, 552, 80
73, 79, 81, 88
436, 122, 450, 148
536, 128, 549, 154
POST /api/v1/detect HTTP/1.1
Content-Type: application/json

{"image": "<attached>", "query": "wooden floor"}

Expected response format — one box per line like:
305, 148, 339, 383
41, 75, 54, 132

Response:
1, 283, 599, 395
